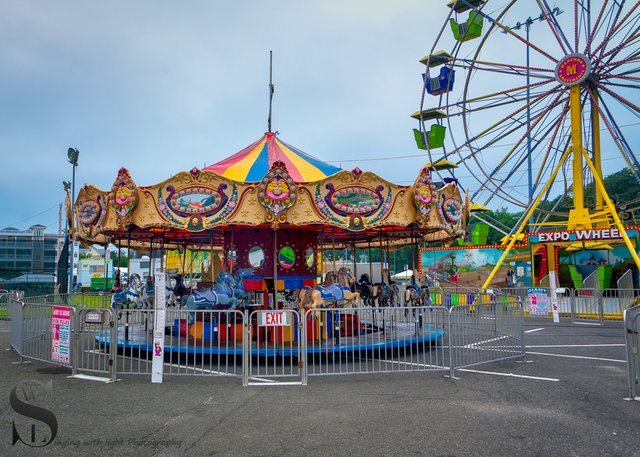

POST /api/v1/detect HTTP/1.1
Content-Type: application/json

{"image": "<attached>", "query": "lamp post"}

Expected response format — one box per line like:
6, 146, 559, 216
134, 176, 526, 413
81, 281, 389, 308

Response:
67, 148, 79, 293
62, 181, 71, 293
503, 7, 563, 228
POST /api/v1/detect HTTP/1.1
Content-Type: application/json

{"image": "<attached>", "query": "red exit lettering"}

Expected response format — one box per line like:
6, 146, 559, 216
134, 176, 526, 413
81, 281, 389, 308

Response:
266, 312, 282, 325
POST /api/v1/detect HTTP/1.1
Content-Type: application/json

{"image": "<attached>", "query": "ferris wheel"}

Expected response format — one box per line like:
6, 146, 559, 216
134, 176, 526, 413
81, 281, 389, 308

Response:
414, 0, 640, 230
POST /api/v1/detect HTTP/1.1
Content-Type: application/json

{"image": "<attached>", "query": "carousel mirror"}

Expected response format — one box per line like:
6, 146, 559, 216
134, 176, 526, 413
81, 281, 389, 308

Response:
278, 246, 295, 269
248, 246, 265, 268
305, 247, 314, 268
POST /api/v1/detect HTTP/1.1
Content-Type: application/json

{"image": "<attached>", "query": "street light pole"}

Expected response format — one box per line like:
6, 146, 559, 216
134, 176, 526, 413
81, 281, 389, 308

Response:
67, 148, 79, 293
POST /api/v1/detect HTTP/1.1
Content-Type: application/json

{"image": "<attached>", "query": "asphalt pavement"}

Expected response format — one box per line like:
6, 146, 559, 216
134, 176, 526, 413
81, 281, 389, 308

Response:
1, 317, 639, 457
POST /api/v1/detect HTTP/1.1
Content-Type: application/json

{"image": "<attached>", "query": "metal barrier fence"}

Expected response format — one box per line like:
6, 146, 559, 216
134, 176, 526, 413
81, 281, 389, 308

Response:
9, 297, 24, 355
1, 290, 23, 320
449, 299, 524, 373
7, 296, 526, 384
20, 303, 71, 365
73, 308, 115, 380
161, 308, 244, 378
246, 308, 304, 385
624, 305, 640, 400
305, 306, 449, 377
499, 287, 635, 324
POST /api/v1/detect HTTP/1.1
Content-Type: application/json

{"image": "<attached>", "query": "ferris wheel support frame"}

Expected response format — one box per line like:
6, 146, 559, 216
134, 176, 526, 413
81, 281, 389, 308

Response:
480, 79, 640, 290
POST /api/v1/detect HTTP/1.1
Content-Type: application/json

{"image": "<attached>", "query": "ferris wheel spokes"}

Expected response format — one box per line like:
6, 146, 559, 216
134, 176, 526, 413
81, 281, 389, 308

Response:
535, 0, 572, 54
467, 99, 569, 207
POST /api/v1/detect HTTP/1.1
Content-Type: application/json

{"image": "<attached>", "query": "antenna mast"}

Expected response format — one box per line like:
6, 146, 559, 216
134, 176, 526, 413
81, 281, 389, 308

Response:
268, 51, 274, 133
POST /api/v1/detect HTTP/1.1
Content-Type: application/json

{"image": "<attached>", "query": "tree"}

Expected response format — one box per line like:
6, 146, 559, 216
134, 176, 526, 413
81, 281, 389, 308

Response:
110, 250, 128, 267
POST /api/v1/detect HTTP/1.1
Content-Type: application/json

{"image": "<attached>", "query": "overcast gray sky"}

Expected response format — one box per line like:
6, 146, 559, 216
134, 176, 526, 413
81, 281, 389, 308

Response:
1, 1, 637, 232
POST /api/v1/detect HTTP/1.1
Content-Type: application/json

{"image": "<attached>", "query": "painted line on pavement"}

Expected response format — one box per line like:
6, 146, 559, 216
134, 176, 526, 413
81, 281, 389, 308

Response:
527, 351, 625, 363
457, 368, 559, 382
463, 335, 509, 348
525, 328, 545, 333
526, 344, 624, 348
373, 359, 559, 382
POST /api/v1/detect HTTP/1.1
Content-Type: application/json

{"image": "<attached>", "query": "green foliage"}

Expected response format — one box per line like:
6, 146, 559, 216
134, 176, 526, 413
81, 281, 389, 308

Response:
482, 207, 523, 244
110, 250, 128, 267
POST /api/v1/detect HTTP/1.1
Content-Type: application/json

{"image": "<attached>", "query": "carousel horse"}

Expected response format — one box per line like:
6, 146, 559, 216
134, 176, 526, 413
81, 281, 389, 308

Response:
173, 273, 189, 305
421, 284, 431, 306
337, 267, 357, 291
371, 282, 390, 308
185, 271, 239, 311
334, 268, 361, 306
110, 273, 144, 309
140, 272, 179, 308
383, 269, 399, 306
295, 270, 360, 316
356, 273, 374, 306
404, 284, 421, 307
231, 268, 253, 304
404, 270, 424, 307
296, 272, 340, 312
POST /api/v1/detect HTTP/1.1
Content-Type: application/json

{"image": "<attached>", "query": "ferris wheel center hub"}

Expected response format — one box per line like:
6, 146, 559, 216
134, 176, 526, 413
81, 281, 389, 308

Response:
555, 54, 591, 86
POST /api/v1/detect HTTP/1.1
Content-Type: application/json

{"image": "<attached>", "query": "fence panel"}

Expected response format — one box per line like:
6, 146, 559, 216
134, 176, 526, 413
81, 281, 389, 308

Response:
602, 288, 638, 321
0, 292, 9, 320
112, 308, 156, 376
6, 290, 24, 320
556, 288, 573, 317
246, 309, 304, 385
448, 298, 524, 375
164, 308, 245, 378
74, 308, 115, 380
9, 298, 24, 355
624, 306, 640, 400
20, 303, 74, 367
573, 288, 603, 325
624, 305, 640, 400
306, 306, 449, 377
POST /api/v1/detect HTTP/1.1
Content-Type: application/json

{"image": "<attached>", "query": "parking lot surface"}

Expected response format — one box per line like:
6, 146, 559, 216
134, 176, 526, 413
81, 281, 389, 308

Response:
1, 317, 638, 457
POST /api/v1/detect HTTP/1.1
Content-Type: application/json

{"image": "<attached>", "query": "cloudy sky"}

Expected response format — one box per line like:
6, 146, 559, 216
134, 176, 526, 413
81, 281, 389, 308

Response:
1, 1, 637, 233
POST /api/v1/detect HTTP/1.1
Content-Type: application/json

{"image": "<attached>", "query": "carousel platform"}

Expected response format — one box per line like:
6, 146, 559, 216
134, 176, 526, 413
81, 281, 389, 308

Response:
94, 319, 445, 356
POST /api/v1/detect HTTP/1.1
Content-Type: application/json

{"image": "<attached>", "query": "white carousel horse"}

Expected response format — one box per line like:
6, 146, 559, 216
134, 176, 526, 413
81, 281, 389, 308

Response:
110, 273, 144, 309
140, 272, 179, 309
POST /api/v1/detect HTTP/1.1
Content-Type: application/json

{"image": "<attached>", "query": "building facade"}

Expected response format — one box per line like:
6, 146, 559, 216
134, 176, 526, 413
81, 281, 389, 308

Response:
0, 225, 60, 278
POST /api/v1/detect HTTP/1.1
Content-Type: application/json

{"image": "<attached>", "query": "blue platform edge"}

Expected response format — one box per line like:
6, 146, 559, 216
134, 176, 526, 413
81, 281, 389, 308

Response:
95, 326, 445, 356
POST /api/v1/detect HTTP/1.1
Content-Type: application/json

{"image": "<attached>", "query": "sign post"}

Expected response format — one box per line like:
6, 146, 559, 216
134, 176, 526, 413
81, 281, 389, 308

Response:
151, 272, 166, 384
549, 271, 560, 323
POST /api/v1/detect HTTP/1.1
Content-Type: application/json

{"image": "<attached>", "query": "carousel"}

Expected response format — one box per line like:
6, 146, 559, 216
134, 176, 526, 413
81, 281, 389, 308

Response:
73, 130, 467, 355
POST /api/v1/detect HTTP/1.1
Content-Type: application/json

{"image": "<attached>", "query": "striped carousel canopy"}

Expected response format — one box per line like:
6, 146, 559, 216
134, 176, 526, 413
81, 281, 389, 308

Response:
203, 132, 341, 182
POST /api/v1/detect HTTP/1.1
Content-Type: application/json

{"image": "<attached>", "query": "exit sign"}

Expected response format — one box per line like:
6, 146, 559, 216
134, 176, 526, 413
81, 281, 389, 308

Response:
258, 310, 291, 326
